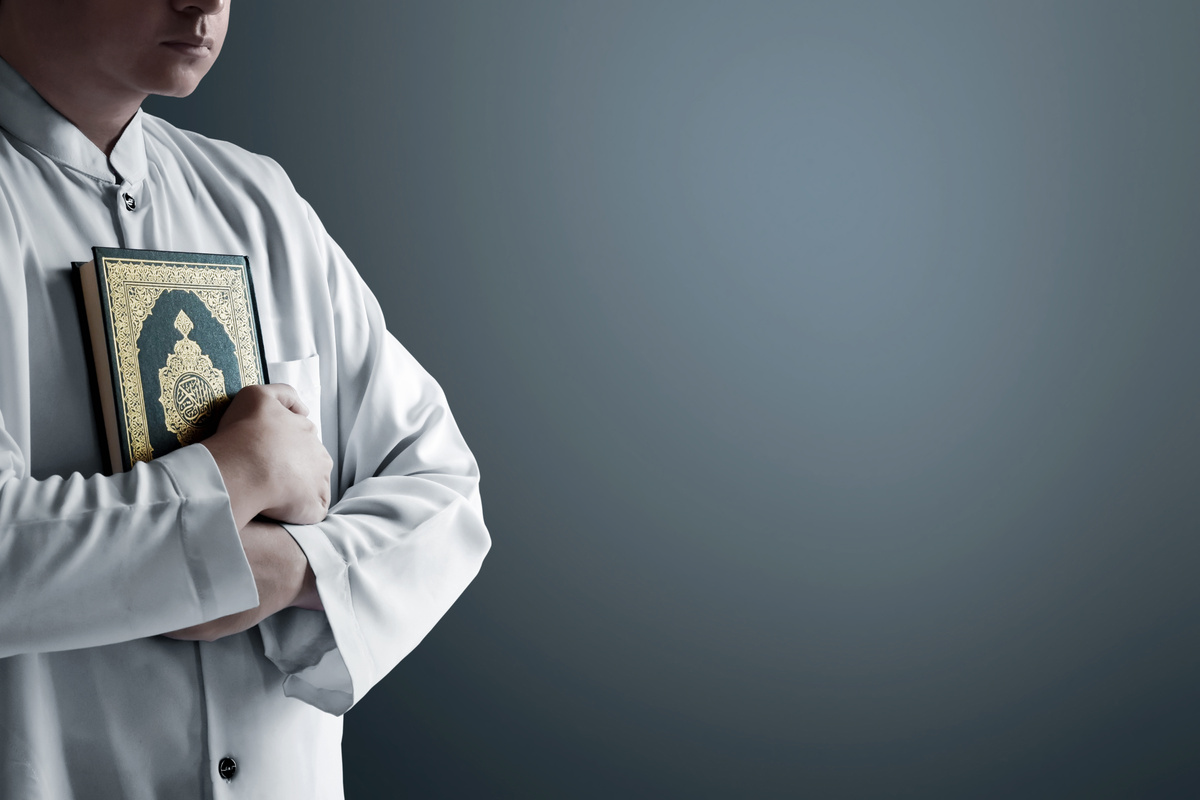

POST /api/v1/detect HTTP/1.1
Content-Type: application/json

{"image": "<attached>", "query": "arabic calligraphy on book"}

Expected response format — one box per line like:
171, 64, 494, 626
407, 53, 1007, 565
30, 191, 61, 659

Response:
158, 309, 229, 446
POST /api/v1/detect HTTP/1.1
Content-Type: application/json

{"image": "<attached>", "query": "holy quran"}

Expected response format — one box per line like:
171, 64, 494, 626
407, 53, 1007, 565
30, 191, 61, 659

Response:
75, 247, 269, 473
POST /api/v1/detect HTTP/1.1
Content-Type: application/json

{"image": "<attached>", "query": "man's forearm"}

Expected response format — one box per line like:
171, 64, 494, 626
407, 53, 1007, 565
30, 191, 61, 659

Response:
164, 519, 323, 642
0, 446, 259, 657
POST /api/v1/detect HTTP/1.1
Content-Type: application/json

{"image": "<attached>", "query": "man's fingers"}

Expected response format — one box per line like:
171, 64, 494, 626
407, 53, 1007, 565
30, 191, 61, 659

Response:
263, 382, 309, 417
212, 383, 329, 526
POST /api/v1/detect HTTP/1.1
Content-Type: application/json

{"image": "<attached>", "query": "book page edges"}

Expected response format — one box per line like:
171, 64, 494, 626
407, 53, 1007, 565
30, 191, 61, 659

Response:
78, 261, 125, 474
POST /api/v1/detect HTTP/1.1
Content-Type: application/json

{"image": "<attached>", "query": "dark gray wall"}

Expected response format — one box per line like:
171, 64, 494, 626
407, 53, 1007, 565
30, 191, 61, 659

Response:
146, 1, 1200, 796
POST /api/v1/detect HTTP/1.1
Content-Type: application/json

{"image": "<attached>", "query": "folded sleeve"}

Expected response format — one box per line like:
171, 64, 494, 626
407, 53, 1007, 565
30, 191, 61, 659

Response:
0, 439, 260, 658
258, 205, 491, 716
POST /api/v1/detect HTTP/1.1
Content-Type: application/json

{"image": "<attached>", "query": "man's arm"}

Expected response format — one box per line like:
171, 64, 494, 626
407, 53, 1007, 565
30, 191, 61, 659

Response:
250, 202, 492, 716
164, 382, 332, 642
0, 384, 329, 658
163, 519, 322, 643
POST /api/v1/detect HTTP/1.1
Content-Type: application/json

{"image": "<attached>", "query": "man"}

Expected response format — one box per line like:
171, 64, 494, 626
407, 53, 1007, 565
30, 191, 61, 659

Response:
0, 0, 491, 797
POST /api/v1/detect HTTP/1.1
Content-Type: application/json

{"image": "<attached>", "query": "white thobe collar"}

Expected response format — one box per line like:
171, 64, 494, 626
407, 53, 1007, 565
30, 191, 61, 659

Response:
0, 55, 147, 185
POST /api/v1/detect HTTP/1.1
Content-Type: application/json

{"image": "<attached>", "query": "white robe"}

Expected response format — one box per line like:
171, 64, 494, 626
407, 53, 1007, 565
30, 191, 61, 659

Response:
0, 56, 491, 799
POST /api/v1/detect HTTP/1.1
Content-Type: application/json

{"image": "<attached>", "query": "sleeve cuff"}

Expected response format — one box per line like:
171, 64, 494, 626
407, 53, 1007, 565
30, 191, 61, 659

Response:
156, 444, 259, 621
259, 521, 371, 716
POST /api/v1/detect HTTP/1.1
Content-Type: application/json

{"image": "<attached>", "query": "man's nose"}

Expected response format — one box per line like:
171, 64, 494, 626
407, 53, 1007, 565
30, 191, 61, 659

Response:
171, 0, 226, 15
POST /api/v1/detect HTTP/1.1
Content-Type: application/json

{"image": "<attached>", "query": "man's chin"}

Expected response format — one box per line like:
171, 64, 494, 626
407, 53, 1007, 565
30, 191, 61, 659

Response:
154, 85, 202, 99
147, 76, 207, 99
137, 60, 215, 99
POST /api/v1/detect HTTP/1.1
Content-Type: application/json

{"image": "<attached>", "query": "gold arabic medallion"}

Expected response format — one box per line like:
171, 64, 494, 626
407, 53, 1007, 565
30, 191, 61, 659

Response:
158, 309, 229, 446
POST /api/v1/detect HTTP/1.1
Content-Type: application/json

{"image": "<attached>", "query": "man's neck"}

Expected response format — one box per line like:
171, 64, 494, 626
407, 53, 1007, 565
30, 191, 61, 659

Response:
0, 18, 144, 156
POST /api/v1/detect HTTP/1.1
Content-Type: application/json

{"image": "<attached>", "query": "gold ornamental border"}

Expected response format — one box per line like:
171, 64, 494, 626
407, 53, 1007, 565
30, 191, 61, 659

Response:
101, 258, 263, 464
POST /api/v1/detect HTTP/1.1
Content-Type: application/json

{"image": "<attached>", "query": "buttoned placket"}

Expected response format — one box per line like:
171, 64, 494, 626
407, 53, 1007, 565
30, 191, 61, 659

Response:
108, 132, 242, 799
202, 635, 256, 797
112, 177, 147, 248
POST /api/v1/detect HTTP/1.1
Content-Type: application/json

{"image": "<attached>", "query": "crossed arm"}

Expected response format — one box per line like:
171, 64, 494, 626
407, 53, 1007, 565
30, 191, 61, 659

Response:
167, 382, 332, 642
0, 193, 489, 704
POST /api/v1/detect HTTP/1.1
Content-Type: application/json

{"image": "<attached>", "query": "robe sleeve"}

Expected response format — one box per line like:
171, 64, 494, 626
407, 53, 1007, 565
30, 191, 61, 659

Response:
0, 150, 261, 658
0, 440, 261, 658
256, 204, 491, 716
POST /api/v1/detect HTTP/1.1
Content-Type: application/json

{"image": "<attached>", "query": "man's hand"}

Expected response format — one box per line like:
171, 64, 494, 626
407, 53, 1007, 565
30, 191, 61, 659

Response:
169, 383, 331, 642
164, 520, 324, 642
201, 383, 333, 529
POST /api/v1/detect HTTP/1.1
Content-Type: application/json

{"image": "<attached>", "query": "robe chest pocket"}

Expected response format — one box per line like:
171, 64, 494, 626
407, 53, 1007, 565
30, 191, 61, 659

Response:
266, 355, 323, 444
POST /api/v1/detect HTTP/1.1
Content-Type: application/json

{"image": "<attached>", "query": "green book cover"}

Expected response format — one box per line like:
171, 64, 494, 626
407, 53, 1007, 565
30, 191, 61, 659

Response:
75, 247, 269, 473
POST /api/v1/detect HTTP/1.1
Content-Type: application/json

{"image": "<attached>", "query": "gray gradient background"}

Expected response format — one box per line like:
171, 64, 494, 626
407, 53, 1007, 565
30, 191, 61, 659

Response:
145, 1, 1200, 797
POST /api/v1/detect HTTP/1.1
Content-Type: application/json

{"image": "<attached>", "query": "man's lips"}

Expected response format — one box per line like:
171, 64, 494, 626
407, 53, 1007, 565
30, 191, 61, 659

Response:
162, 37, 214, 57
